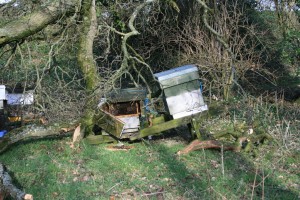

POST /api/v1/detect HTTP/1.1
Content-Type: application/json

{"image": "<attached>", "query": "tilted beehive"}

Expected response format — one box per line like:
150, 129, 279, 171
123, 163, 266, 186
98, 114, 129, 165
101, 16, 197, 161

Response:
154, 65, 208, 119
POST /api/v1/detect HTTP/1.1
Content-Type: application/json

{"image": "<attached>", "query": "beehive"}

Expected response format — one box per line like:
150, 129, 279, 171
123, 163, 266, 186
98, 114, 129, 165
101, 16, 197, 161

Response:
0, 85, 6, 100
154, 65, 208, 119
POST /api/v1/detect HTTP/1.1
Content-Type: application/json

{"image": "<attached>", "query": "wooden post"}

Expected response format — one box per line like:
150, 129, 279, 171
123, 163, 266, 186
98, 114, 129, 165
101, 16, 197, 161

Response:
190, 118, 202, 140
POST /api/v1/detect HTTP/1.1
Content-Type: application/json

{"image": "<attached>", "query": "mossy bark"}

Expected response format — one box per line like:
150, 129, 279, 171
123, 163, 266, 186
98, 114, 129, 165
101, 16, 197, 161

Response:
77, 0, 100, 137
0, 123, 76, 154
0, 1, 76, 46
178, 121, 274, 155
0, 164, 32, 200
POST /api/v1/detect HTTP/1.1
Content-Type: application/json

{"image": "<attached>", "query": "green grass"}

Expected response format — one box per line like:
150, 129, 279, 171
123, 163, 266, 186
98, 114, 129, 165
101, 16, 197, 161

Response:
0, 134, 299, 200
0, 99, 299, 199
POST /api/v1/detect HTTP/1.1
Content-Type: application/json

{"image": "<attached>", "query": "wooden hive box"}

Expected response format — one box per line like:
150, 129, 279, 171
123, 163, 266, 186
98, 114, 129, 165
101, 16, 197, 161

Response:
154, 65, 208, 119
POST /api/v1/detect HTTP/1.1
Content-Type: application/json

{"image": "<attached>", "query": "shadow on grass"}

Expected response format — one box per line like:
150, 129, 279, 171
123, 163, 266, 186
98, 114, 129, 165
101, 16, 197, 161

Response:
0, 130, 298, 199
152, 143, 299, 199
0, 134, 71, 156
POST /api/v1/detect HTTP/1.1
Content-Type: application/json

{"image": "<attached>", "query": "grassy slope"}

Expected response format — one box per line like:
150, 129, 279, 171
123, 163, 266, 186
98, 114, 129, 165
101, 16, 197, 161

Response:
0, 99, 299, 200
0, 133, 299, 200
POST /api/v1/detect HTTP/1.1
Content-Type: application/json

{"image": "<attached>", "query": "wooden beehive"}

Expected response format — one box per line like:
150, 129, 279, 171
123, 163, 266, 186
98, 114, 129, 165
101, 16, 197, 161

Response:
154, 65, 208, 119
96, 88, 147, 138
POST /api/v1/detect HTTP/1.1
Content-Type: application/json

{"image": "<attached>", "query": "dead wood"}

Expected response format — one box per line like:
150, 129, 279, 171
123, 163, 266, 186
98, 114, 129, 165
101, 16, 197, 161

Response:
0, 164, 33, 200
177, 131, 273, 155
106, 145, 134, 151
0, 123, 77, 199
0, 123, 77, 154
177, 140, 237, 155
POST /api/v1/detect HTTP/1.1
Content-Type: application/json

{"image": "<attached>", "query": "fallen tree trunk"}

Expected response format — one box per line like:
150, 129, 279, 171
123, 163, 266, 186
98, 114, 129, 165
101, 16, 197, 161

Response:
0, 164, 32, 200
0, 123, 76, 154
0, 123, 77, 199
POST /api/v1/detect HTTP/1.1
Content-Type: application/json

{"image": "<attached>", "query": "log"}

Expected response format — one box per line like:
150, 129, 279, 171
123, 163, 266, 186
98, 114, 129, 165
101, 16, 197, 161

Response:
0, 123, 76, 154
0, 164, 33, 200
177, 131, 273, 155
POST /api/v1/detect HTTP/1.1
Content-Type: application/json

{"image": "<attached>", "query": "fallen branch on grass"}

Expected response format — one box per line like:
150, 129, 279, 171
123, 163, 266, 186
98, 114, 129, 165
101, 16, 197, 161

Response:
0, 123, 77, 154
0, 164, 33, 200
0, 123, 79, 199
177, 125, 273, 155
177, 140, 236, 155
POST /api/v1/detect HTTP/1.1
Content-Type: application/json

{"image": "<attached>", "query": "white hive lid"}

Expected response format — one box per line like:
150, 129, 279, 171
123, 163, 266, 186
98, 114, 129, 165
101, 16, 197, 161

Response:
154, 65, 198, 81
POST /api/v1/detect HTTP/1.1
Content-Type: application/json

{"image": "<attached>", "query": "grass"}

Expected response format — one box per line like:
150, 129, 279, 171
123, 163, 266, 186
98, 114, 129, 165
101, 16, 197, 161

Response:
0, 98, 299, 200
0, 136, 299, 199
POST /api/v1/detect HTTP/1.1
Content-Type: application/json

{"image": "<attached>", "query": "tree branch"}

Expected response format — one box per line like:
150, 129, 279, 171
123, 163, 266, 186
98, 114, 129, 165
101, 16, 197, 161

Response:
0, 0, 77, 46
108, 0, 157, 92
0, 124, 76, 154
196, 0, 233, 58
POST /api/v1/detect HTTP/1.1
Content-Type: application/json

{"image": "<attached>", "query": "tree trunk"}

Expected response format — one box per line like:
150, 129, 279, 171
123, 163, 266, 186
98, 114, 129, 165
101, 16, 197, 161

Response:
77, 0, 100, 137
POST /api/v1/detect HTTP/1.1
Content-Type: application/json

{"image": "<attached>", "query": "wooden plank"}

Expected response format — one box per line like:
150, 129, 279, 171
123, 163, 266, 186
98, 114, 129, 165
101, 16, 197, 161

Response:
130, 118, 190, 140
152, 115, 166, 125
93, 109, 125, 138
129, 113, 202, 140
114, 113, 139, 117
85, 135, 117, 144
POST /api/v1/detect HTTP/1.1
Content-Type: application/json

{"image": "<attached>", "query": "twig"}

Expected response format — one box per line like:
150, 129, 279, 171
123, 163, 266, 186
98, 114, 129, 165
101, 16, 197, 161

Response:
107, 0, 157, 91
262, 170, 265, 200
141, 191, 165, 197
221, 144, 224, 178
251, 168, 258, 200
106, 181, 124, 193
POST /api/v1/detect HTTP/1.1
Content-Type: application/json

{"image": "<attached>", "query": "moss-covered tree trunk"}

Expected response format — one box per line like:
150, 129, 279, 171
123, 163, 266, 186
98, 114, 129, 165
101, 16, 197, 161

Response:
77, 0, 100, 137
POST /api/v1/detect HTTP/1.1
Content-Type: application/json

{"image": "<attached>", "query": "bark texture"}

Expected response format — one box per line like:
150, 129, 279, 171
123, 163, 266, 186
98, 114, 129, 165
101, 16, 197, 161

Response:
0, 164, 32, 200
77, 0, 100, 136
177, 140, 236, 155
0, 124, 76, 154
0, 0, 76, 46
